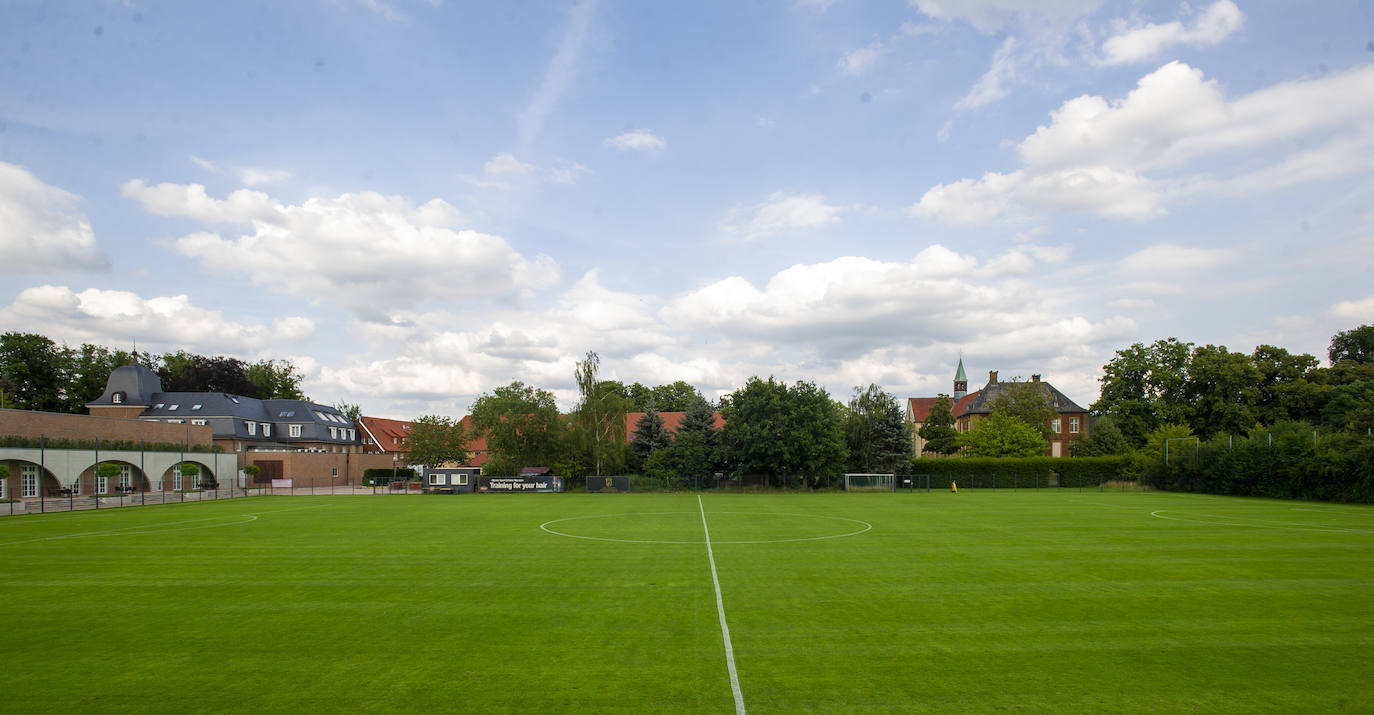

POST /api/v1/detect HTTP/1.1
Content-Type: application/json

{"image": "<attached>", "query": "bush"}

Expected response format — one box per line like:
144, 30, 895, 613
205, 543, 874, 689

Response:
0, 435, 222, 452
908, 456, 1131, 489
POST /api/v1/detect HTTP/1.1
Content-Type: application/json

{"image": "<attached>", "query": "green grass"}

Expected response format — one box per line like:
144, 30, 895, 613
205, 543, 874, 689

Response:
1, 491, 1372, 713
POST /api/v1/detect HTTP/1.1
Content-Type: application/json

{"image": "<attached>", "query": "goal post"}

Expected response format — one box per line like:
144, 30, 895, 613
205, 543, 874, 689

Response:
844, 473, 894, 492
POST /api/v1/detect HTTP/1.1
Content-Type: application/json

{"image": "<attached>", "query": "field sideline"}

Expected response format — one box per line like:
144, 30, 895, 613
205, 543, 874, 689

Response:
2, 491, 1371, 713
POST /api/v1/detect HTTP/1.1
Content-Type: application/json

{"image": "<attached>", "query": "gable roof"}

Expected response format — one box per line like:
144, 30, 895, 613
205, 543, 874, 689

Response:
951, 391, 980, 418
906, 397, 943, 423
357, 416, 412, 453
956, 379, 1088, 416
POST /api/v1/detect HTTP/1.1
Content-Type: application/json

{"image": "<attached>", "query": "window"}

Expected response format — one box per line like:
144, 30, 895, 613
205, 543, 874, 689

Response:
22, 465, 38, 498
168, 404, 179, 411
119, 466, 132, 490
315, 411, 328, 422
457, 473, 468, 486
279, 410, 294, 418
429, 473, 443, 486
97, 473, 108, 494
67, 480, 79, 496
332, 467, 338, 478
191, 419, 207, 426
262, 423, 271, 437
330, 427, 338, 440
229, 396, 240, 404
0, 475, 6, 498
167, 419, 183, 424
154, 403, 164, 409
289, 424, 302, 438
1070, 418, 1080, 434
112, 392, 124, 404
348, 429, 355, 441
192, 404, 202, 410
1052, 418, 1062, 434
173, 465, 182, 491
246, 421, 257, 436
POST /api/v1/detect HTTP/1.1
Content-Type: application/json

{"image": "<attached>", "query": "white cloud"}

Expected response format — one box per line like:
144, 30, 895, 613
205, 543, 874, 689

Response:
122, 181, 558, 318
0, 162, 109, 273
0, 285, 315, 354
721, 191, 845, 242
238, 167, 291, 187
839, 41, 887, 75
1100, 1, 1243, 66
953, 36, 1021, 111
189, 155, 218, 173
1331, 296, 1374, 320
911, 0, 1104, 33
917, 62, 1374, 224
484, 153, 535, 177
604, 129, 666, 152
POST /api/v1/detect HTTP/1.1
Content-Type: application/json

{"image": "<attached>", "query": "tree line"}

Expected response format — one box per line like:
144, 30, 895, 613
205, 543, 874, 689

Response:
0, 332, 306, 413
405, 352, 913, 487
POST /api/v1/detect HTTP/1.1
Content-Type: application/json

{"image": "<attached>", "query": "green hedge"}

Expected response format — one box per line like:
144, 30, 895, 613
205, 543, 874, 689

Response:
0, 435, 223, 453
910, 456, 1129, 489
1146, 428, 1374, 503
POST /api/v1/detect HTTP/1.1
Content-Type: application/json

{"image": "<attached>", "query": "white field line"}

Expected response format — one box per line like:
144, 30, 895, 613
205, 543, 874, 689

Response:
699, 495, 746, 715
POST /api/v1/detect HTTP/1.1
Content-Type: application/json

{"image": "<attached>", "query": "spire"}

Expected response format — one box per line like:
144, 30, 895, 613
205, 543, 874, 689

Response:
953, 355, 968, 401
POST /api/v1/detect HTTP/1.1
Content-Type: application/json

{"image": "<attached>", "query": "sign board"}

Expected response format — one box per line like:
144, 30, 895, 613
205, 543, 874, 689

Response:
271, 479, 293, 488
586, 476, 631, 493
478, 476, 563, 493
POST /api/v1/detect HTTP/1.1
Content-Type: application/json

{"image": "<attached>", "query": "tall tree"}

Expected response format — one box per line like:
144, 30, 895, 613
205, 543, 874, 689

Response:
1185, 344, 1260, 440
1251, 345, 1324, 425
0, 332, 69, 412
989, 378, 1058, 440
1092, 338, 1194, 447
1069, 417, 1130, 456
572, 351, 630, 477
917, 395, 960, 456
158, 351, 258, 396
650, 381, 704, 412
843, 384, 912, 474
247, 359, 306, 400
672, 395, 722, 483
66, 343, 134, 412
958, 411, 1047, 458
334, 401, 362, 420
470, 381, 563, 476
630, 404, 672, 465
1329, 324, 1374, 365
721, 377, 845, 488
406, 415, 470, 469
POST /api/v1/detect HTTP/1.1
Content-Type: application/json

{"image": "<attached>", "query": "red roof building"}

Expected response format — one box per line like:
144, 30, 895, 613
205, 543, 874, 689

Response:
357, 416, 412, 455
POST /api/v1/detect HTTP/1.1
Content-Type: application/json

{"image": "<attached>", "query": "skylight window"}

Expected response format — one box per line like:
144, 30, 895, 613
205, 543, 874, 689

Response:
279, 410, 295, 418
192, 404, 202, 410
168, 404, 179, 411
154, 403, 164, 409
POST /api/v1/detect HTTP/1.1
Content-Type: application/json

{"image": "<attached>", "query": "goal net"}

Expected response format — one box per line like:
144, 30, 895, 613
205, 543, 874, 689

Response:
844, 473, 894, 492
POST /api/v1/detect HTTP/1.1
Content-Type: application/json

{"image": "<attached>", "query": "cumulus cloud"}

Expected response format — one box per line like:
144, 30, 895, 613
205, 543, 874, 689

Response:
604, 129, 666, 152
0, 162, 109, 273
916, 62, 1374, 224
122, 181, 558, 318
1100, 1, 1243, 66
1331, 296, 1374, 320
0, 285, 315, 353
721, 191, 846, 242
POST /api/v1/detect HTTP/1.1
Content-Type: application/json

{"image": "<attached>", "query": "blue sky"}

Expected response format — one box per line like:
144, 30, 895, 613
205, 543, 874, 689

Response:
2, 0, 1371, 418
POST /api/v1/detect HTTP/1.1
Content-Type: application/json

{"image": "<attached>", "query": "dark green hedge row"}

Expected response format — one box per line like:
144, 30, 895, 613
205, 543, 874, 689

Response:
909, 456, 1130, 489
0, 435, 223, 453
1147, 430, 1374, 503
362, 467, 416, 485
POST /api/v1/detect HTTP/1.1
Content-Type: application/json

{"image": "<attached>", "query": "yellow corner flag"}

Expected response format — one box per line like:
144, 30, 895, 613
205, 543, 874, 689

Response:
951, 481, 958, 493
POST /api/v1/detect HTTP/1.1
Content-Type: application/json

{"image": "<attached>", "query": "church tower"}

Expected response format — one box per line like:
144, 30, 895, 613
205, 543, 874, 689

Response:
953, 356, 968, 401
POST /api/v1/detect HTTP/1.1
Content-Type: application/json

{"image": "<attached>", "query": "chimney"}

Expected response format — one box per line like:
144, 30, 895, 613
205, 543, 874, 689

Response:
1031, 374, 1041, 382
989, 370, 998, 385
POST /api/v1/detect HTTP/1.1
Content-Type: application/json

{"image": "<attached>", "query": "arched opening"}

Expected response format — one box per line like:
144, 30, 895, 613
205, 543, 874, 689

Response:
82, 460, 150, 495
1, 459, 62, 499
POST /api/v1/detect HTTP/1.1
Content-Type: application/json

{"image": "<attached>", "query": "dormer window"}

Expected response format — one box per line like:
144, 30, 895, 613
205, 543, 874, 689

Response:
112, 392, 125, 404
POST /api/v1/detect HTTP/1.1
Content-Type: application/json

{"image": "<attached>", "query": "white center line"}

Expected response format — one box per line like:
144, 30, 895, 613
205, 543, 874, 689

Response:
699, 495, 746, 715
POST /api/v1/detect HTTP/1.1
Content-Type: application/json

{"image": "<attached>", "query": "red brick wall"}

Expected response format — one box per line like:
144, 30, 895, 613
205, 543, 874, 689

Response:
0, 408, 214, 447
244, 452, 398, 487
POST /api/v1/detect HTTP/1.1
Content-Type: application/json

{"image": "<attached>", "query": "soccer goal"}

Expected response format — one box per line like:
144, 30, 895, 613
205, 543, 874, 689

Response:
844, 473, 895, 492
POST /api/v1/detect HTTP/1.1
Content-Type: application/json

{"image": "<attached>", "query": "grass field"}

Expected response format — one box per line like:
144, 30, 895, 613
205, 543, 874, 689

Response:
2, 490, 1372, 713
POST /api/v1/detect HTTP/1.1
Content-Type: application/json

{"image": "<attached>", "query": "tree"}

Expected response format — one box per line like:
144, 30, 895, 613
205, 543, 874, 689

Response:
1092, 338, 1194, 447
180, 463, 201, 488
721, 377, 845, 488
0, 332, 69, 412
244, 464, 261, 485
158, 351, 259, 396
97, 462, 122, 492
470, 381, 563, 475
650, 381, 704, 412
671, 395, 722, 484
1143, 423, 1195, 459
406, 415, 470, 469
1185, 344, 1261, 440
989, 378, 1058, 440
958, 411, 1047, 458
630, 405, 672, 466
571, 351, 630, 477
917, 395, 960, 456
247, 359, 306, 400
334, 401, 362, 420
1069, 417, 1130, 456
66, 344, 134, 413
1251, 345, 1325, 426
1329, 324, 1374, 365
843, 384, 912, 474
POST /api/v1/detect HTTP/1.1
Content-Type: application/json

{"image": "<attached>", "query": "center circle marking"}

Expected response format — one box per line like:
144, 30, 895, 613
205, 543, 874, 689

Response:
539, 511, 873, 544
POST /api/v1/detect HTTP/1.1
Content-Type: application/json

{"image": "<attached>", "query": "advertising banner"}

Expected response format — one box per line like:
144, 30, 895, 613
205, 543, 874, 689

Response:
585, 476, 631, 493
478, 476, 563, 493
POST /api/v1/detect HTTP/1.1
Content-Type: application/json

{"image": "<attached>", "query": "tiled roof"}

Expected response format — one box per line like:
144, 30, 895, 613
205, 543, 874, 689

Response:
906, 397, 943, 423
357, 416, 412, 453
957, 380, 1088, 415
626, 411, 726, 442
458, 415, 490, 467
951, 391, 980, 418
